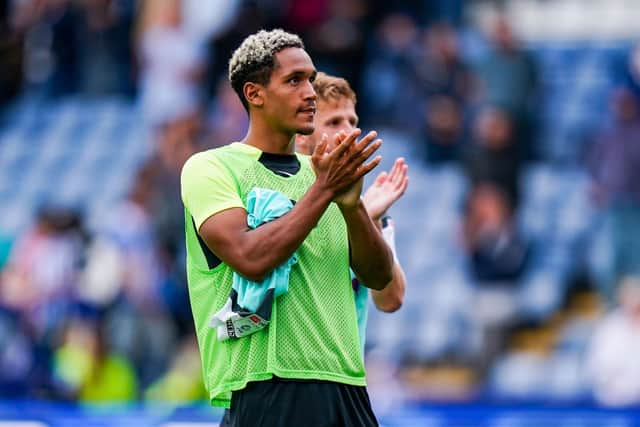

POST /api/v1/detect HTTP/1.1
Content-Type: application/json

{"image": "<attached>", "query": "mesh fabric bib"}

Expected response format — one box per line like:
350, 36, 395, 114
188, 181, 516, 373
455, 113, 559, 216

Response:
183, 146, 365, 407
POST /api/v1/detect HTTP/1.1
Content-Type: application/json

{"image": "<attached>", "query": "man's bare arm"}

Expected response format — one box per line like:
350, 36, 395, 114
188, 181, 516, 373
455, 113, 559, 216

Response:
371, 262, 405, 312
363, 158, 409, 311
340, 200, 394, 290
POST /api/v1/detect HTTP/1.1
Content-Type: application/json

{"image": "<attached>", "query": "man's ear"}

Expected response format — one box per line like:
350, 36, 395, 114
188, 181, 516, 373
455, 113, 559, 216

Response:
243, 82, 264, 108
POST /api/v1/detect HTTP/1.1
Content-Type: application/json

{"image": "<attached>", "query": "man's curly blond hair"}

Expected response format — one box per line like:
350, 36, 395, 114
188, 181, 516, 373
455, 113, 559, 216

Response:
312, 72, 357, 106
228, 29, 304, 111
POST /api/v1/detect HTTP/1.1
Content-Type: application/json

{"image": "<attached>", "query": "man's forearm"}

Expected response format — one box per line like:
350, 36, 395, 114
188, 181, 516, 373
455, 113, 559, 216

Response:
242, 183, 335, 280
203, 182, 334, 282
371, 262, 405, 312
340, 200, 393, 290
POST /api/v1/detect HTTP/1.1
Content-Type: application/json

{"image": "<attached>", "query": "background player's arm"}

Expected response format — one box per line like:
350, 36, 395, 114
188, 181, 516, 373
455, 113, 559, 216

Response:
334, 134, 398, 291
363, 158, 409, 312
371, 262, 405, 312
340, 200, 393, 291
197, 130, 382, 282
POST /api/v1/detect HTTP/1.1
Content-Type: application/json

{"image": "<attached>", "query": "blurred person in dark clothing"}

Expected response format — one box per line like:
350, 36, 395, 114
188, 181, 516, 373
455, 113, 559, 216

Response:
589, 87, 640, 303
11, 0, 80, 94
361, 12, 422, 131
12, 0, 136, 96
460, 182, 529, 371
415, 23, 473, 102
476, 17, 538, 161
203, 1, 277, 96
0, 0, 24, 105
462, 183, 529, 284
75, 0, 137, 96
369, 0, 465, 27
423, 95, 464, 164
302, 0, 369, 98
0, 307, 36, 397
416, 24, 473, 164
464, 106, 521, 209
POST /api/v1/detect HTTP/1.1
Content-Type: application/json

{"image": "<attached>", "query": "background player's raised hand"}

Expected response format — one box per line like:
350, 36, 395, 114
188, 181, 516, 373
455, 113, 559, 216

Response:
310, 128, 382, 203
362, 158, 409, 221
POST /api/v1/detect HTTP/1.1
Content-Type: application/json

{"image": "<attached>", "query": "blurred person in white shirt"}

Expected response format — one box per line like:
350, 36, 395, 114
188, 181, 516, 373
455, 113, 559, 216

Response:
137, 0, 205, 127
586, 276, 640, 406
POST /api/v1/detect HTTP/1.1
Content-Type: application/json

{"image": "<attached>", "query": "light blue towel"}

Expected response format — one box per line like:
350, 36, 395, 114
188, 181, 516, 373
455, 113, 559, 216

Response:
210, 187, 297, 340
237, 187, 297, 311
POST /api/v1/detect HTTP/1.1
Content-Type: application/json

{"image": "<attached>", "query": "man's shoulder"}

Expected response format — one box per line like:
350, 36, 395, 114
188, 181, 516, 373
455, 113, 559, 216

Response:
183, 143, 259, 173
195, 142, 258, 159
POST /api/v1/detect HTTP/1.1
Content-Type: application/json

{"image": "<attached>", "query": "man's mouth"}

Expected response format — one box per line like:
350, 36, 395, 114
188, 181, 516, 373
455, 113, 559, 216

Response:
299, 106, 316, 115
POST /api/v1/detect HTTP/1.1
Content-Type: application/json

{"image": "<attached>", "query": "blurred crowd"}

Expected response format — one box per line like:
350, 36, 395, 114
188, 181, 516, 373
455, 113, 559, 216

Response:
1, 0, 640, 407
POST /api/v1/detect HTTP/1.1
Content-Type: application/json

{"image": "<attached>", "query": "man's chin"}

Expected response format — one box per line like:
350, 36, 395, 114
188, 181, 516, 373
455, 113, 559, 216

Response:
296, 125, 315, 136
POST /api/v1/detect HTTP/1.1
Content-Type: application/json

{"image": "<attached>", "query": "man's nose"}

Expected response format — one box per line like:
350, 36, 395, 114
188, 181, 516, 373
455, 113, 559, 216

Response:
338, 122, 355, 133
303, 80, 316, 100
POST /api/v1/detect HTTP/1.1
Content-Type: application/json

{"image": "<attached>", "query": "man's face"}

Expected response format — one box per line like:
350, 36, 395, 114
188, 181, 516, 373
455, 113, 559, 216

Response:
296, 97, 358, 155
261, 47, 317, 136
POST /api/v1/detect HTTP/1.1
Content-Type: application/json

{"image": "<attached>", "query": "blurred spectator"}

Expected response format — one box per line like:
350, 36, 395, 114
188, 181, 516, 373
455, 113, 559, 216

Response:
12, 0, 136, 96
0, 206, 88, 397
423, 0, 466, 27
149, 115, 200, 336
181, 0, 240, 44
422, 95, 464, 164
461, 183, 529, 368
589, 87, 640, 302
75, 0, 137, 96
460, 106, 528, 370
136, 0, 206, 128
203, 1, 273, 95
144, 336, 206, 402
462, 184, 529, 284
283, 0, 329, 33
206, 78, 248, 148
10, 0, 79, 93
98, 165, 165, 309
0, 307, 36, 397
52, 312, 138, 401
1, 206, 86, 314
303, 0, 369, 95
361, 12, 422, 131
415, 23, 472, 164
476, 17, 538, 161
586, 276, 640, 406
87, 165, 176, 387
464, 106, 521, 209
0, 0, 24, 105
369, 0, 465, 27
415, 23, 473, 102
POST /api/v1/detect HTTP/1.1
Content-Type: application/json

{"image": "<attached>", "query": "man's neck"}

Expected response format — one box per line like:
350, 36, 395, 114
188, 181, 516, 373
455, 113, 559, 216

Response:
242, 119, 296, 154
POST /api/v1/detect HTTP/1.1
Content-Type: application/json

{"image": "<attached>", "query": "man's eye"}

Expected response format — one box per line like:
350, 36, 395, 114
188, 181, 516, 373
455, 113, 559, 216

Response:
289, 77, 300, 84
